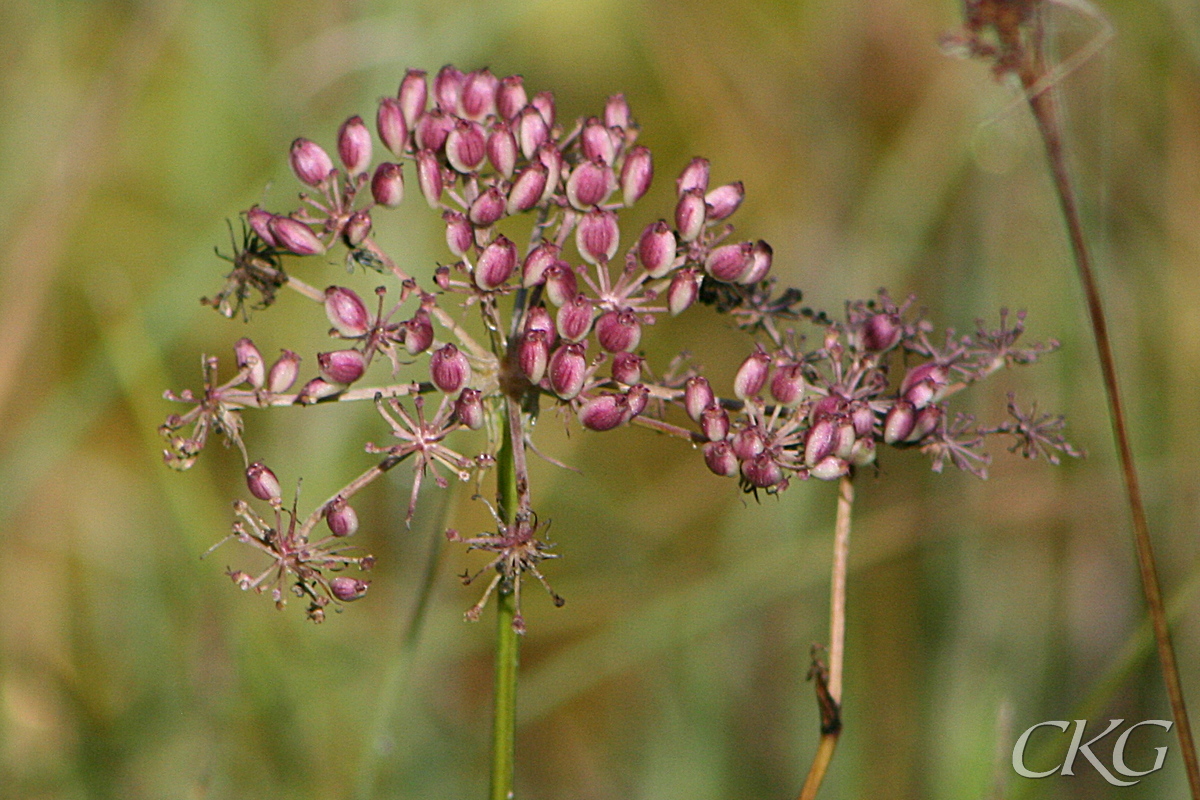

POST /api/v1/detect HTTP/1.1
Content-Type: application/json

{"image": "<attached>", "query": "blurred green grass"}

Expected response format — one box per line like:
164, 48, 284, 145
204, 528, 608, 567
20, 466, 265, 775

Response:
1, 0, 1198, 798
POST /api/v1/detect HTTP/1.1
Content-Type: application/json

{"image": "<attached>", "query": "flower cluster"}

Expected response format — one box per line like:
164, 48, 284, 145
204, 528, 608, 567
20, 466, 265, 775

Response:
161, 65, 1076, 626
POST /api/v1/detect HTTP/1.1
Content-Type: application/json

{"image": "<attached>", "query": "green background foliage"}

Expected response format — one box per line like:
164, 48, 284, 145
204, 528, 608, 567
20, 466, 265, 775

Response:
0, 0, 1196, 798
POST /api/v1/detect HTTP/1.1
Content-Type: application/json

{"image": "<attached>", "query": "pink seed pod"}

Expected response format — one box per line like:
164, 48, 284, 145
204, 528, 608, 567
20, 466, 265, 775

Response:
531, 90, 556, 127
246, 205, 278, 247
234, 338, 265, 389
474, 235, 518, 291
507, 162, 548, 215
521, 242, 560, 288
667, 268, 700, 316
403, 310, 434, 355
318, 349, 366, 385
810, 394, 846, 423
733, 346, 771, 400
371, 162, 405, 207
415, 108, 453, 153
907, 405, 943, 442
883, 400, 916, 444
611, 352, 643, 385
705, 181, 745, 221
487, 121, 518, 178
700, 405, 730, 442
460, 68, 499, 120
434, 64, 465, 114
739, 240, 773, 284
566, 159, 614, 210
289, 138, 334, 186
522, 305, 557, 346
269, 216, 325, 256
624, 384, 649, 420
810, 456, 849, 481
536, 143, 563, 203
497, 75, 528, 121
376, 97, 409, 156
324, 286, 370, 337
731, 426, 766, 461
684, 376, 715, 422
246, 461, 282, 503
900, 363, 948, 409
805, 417, 838, 467
398, 68, 428, 127
770, 363, 806, 407
705, 241, 755, 283
543, 261, 578, 307
579, 393, 628, 432
674, 188, 707, 243
430, 343, 470, 394
297, 377, 339, 404
326, 498, 359, 537
455, 388, 486, 430
443, 211, 473, 257
575, 208, 620, 265
267, 350, 301, 394
595, 309, 641, 353
676, 156, 710, 196
742, 453, 784, 488
849, 436, 877, 467
638, 220, 676, 278
581, 117, 616, 165
330, 576, 369, 602
517, 105, 550, 159
446, 119, 487, 173
518, 330, 550, 384
850, 402, 876, 438
605, 93, 631, 130
556, 294, 594, 342
861, 312, 901, 352
548, 342, 588, 399
337, 115, 372, 175
703, 440, 739, 477
468, 186, 506, 227
833, 420, 857, 460
342, 210, 372, 247
416, 150, 444, 207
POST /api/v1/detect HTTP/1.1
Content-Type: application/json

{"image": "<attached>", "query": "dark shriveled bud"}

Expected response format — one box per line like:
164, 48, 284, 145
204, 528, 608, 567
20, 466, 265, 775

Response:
246, 461, 282, 503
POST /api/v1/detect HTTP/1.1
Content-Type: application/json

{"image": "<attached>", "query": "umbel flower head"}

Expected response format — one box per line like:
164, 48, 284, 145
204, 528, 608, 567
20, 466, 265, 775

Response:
161, 65, 1078, 626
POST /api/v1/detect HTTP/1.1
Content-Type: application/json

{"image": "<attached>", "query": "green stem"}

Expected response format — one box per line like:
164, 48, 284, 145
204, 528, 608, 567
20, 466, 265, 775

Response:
490, 407, 520, 800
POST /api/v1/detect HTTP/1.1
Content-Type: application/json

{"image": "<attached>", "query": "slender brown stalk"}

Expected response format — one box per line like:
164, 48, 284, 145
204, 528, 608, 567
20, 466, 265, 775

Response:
798, 474, 854, 800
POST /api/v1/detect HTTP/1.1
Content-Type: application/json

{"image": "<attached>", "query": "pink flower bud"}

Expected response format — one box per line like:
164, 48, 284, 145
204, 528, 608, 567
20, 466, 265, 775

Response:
430, 343, 470, 394
739, 240, 773, 284
507, 162, 548, 215
460, 68, 498, 120
474, 235, 518, 290
342, 210, 372, 247
371, 162, 405, 207
883, 400, 916, 444
770, 363, 806, 406
297, 377, 339, 404
742, 453, 784, 488
705, 181, 745, 221
549, 342, 588, 400
620, 145, 653, 207
415, 108, 453, 152
733, 346, 771, 400
543, 261, 578, 307
605, 93, 631, 130
246, 205, 278, 247
521, 243, 560, 288
376, 97, 409, 156
861, 313, 901, 352
446, 119, 487, 173
635, 221, 676, 279
849, 436, 877, 467
443, 211, 473, 257
497, 75, 528, 120
667, 267, 701, 316
403, 310, 434, 355
581, 118, 616, 165
434, 266, 451, 289
246, 461, 282, 502
595, 308, 641, 352
676, 156, 710, 196
318, 349, 366, 384
398, 68, 428, 127
810, 456, 849, 481
810, 394, 846, 422
468, 186, 506, 227
455, 388, 486, 430
701, 405, 730, 442
536, 143, 563, 203
517, 105, 550, 159
416, 150, 443, 207
731, 426, 766, 461
611, 352, 643, 384
433, 64, 464, 111
834, 421, 857, 460
703, 441, 740, 477
269, 216, 325, 255
556, 294, 594, 342
907, 405, 943, 442
326, 499, 359, 537
531, 91, 556, 127
518, 330, 550, 384
330, 576, 369, 602
624, 384, 649, 420
674, 188, 707, 243
523, 304, 557, 345
267, 350, 301, 393
289, 138, 334, 186
805, 417, 838, 466
704, 241, 755, 283
235, 337, 265, 388
579, 393, 628, 431
575, 208, 620, 264
684, 376, 715, 422
324, 286, 370, 337
566, 159, 614, 210
850, 403, 875, 438
900, 363, 948, 409
487, 122, 518, 178
337, 115, 372, 175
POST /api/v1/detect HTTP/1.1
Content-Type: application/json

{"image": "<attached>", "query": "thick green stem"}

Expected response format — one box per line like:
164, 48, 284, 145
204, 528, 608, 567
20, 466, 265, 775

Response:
490, 408, 521, 800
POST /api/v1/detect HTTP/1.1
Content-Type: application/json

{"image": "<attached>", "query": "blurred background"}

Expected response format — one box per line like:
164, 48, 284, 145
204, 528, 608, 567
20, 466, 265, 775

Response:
1, 0, 1198, 798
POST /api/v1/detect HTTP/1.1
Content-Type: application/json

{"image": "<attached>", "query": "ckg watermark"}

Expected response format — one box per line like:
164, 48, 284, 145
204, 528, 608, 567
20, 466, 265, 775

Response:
1012, 719, 1173, 787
